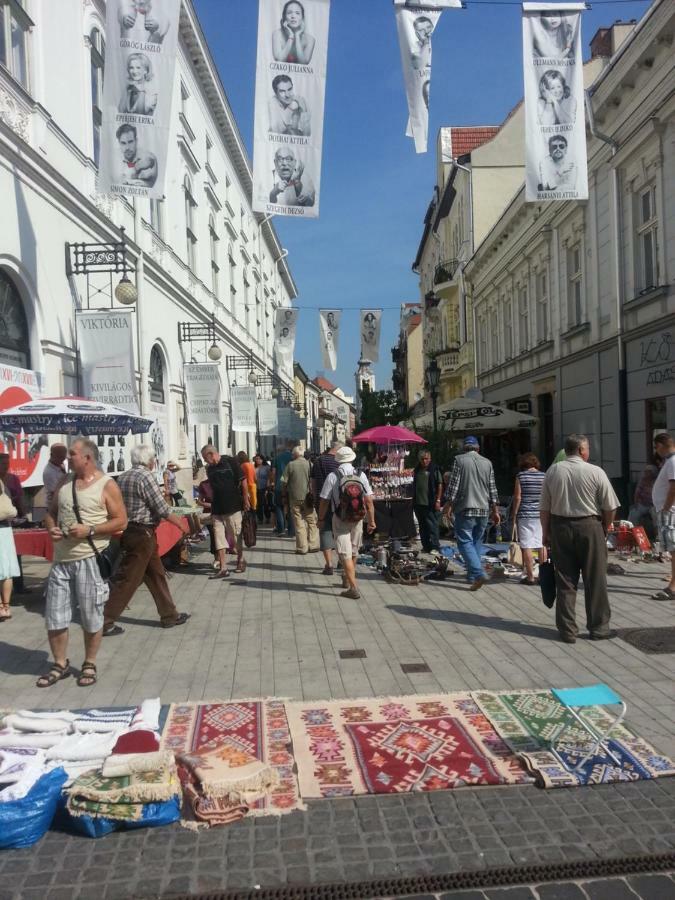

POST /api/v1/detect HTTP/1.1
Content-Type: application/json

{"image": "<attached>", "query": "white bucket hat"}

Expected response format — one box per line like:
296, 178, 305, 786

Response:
335, 446, 356, 464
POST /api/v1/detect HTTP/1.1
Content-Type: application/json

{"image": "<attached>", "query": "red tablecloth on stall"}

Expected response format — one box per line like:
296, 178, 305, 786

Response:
12, 529, 54, 561
156, 517, 188, 558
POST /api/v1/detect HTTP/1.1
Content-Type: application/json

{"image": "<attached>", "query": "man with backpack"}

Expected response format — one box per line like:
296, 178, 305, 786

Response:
318, 445, 376, 599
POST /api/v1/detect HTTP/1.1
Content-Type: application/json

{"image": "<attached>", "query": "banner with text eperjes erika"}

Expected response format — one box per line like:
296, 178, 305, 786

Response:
76, 310, 139, 414
319, 309, 341, 371
252, 0, 331, 218
98, 0, 181, 199
523, 3, 588, 202
184, 364, 222, 427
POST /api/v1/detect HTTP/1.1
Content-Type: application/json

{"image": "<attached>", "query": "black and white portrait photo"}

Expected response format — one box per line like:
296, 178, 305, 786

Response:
118, 52, 158, 115
362, 312, 378, 346
268, 75, 311, 136
118, 0, 170, 44
116, 123, 158, 187
272, 1, 315, 65
326, 312, 337, 329
269, 148, 315, 207
538, 134, 577, 192
532, 12, 575, 60
536, 69, 576, 126
411, 15, 433, 71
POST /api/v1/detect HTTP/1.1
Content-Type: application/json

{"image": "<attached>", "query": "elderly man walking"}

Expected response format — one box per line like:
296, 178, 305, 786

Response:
443, 436, 500, 590
413, 449, 443, 553
102, 445, 191, 636
540, 433, 619, 643
652, 432, 675, 602
312, 440, 341, 575
282, 446, 319, 555
201, 444, 250, 577
37, 439, 127, 688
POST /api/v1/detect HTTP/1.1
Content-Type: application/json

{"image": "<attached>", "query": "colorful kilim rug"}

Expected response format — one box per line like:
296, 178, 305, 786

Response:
285, 694, 531, 799
472, 690, 675, 788
160, 700, 303, 817
66, 765, 180, 820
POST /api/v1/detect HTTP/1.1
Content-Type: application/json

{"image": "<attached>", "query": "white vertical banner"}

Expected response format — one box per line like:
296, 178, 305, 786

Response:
274, 307, 299, 371
395, 1, 462, 154
360, 309, 382, 363
183, 364, 221, 426
258, 398, 279, 435
252, 0, 331, 218
319, 309, 341, 371
76, 310, 139, 414
98, 0, 181, 199
523, 3, 588, 202
231, 386, 258, 433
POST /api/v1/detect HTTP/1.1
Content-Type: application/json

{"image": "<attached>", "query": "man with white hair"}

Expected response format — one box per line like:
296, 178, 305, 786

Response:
102, 444, 190, 636
282, 446, 319, 555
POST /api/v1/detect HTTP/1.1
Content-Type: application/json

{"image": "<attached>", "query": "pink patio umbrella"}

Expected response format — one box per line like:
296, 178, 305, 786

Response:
351, 424, 427, 444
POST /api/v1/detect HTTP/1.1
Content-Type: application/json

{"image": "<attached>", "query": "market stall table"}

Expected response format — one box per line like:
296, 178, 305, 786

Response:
156, 516, 191, 558
12, 528, 54, 562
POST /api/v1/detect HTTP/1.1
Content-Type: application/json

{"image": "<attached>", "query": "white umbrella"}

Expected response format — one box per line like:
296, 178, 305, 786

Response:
0, 397, 153, 436
440, 397, 538, 434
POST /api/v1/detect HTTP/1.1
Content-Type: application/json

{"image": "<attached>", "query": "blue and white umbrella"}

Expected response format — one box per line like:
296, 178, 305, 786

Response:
0, 397, 153, 436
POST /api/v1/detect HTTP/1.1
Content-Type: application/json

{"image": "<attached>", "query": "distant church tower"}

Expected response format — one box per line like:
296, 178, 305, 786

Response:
355, 358, 375, 418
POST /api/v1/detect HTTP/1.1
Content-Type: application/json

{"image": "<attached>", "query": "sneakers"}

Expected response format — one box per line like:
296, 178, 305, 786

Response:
469, 577, 487, 591
340, 588, 361, 600
652, 587, 675, 602
322, 565, 334, 576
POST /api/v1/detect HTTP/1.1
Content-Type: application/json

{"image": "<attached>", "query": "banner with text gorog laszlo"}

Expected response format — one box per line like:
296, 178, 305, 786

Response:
98, 0, 181, 200
253, 0, 331, 218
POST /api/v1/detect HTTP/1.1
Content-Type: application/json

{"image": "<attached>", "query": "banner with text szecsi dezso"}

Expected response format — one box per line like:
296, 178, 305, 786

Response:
252, 0, 331, 218
98, 0, 181, 200
184, 364, 222, 427
76, 310, 139, 414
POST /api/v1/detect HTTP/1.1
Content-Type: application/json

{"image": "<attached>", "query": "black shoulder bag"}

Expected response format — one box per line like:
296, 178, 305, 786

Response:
71, 478, 121, 582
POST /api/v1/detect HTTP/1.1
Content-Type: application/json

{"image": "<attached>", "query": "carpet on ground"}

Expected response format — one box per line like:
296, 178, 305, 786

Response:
65, 763, 180, 820
160, 700, 303, 822
472, 689, 675, 788
285, 693, 532, 799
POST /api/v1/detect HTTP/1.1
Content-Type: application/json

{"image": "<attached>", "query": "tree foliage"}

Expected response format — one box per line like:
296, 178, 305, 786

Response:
357, 385, 401, 430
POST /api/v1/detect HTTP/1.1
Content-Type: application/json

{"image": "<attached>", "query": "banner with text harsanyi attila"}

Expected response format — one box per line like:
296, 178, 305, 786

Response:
523, 3, 587, 202
252, 0, 331, 218
98, 0, 181, 200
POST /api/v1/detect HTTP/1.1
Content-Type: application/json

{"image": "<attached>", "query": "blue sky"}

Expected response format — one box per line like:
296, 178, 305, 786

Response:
194, 0, 651, 397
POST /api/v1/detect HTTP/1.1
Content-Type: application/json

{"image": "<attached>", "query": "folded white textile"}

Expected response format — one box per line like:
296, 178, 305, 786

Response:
102, 750, 173, 778
45, 731, 118, 763
16, 709, 77, 723
3, 713, 74, 734
0, 748, 46, 784
0, 757, 47, 802
0, 730, 69, 749
72, 708, 137, 733
131, 698, 160, 732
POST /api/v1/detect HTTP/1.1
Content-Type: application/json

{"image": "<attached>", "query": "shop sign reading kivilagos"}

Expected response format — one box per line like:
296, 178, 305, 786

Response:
184, 364, 222, 427
76, 310, 139, 414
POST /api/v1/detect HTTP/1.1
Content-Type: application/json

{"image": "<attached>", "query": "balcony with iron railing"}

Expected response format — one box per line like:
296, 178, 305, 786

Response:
434, 259, 460, 287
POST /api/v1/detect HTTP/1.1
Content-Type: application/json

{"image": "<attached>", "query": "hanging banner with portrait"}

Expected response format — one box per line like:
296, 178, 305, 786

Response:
231, 386, 258, 433
252, 0, 331, 218
183, 364, 221, 427
258, 398, 279, 435
360, 309, 382, 363
273, 306, 299, 371
98, 0, 181, 200
76, 310, 139, 414
523, 3, 588, 202
319, 309, 341, 371
394, 0, 462, 154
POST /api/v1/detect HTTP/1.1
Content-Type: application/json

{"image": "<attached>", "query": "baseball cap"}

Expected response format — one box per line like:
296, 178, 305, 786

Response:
463, 436, 479, 447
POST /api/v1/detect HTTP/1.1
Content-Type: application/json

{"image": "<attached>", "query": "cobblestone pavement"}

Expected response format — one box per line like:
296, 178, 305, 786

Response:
2, 529, 675, 898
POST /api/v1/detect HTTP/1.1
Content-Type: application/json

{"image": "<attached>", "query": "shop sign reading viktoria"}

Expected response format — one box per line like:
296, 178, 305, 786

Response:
76, 310, 139, 414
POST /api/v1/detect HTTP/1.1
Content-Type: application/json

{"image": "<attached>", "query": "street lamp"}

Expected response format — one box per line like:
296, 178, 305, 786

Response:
66, 226, 137, 308
248, 370, 258, 385
178, 314, 221, 362
427, 357, 440, 434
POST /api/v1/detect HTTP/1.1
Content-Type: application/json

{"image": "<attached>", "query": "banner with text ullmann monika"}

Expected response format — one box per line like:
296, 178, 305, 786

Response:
252, 0, 331, 218
184, 364, 222, 427
76, 310, 139, 414
98, 0, 181, 200
523, 3, 588, 202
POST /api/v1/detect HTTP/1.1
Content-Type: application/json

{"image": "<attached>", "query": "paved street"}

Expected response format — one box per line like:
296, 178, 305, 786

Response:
2, 529, 675, 898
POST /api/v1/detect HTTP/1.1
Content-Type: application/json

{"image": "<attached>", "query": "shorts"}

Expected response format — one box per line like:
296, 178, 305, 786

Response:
332, 517, 363, 558
516, 518, 543, 550
213, 512, 243, 552
319, 510, 334, 551
657, 509, 675, 553
45, 556, 108, 633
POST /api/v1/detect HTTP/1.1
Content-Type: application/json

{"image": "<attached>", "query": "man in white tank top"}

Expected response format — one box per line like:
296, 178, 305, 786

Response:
37, 439, 127, 688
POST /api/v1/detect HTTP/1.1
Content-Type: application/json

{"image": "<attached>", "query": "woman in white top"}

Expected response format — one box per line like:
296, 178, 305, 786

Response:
0, 479, 19, 620
537, 70, 576, 126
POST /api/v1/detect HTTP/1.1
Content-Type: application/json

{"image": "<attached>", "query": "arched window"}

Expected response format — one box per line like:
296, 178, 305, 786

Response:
149, 345, 165, 405
0, 271, 30, 368
184, 175, 196, 271
89, 27, 105, 166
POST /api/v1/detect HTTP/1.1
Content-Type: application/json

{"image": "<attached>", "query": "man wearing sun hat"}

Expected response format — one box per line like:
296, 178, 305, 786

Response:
443, 435, 500, 590
318, 445, 376, 600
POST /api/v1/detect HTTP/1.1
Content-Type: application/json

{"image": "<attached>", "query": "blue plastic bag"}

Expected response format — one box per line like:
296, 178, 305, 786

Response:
0, 767, 68, 849
62, 795, 180, 838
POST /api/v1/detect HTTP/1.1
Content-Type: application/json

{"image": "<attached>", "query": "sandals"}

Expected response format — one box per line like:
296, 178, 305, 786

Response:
209, 568, 230, 579
36, 660, 71, 688
77, 661, 97, 687
235, 560, 247, 574
519, 577, 537, 585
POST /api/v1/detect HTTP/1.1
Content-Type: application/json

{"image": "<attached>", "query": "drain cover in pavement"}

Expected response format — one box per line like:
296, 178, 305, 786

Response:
401, 662, 431, 673
619, 627, 675, 654
339, 649, 366, 659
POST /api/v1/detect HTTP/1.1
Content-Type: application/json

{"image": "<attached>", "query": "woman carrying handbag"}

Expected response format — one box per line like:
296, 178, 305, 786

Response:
0, 478, 19, 621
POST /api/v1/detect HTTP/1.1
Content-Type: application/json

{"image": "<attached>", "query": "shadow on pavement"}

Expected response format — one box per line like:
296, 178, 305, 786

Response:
0, 639, 49, 676
386, 604, 558, 640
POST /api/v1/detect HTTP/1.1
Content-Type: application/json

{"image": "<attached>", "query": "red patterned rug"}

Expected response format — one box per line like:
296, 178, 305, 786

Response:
161, 700, 304, 816
285, 694, 531, 798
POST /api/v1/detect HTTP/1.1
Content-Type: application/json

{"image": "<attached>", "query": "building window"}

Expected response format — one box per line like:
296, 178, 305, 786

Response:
518, 285, 529, 352
503, 298, 513, 359
149, 345, 165, 405
490, 309, 499, 365
183, 175, 197, 271
89, 27, 104, 166
536, 270, 548, 342
209, 214, 219, 298
0, 0, 31, 89
635, 185, 658, 294
0, 270, 30, 368
478, 318, 487, 373
567, 243, 583, 327
149, 199, 164, 238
